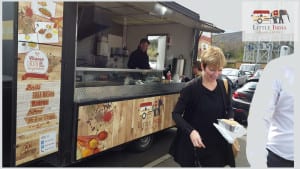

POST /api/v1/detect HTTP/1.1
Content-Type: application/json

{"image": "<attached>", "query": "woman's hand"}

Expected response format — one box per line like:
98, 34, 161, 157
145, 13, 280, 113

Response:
189, 130, 206, 148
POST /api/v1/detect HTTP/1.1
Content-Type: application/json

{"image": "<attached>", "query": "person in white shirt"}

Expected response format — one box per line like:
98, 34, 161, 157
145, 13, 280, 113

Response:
246, 53, 297, 167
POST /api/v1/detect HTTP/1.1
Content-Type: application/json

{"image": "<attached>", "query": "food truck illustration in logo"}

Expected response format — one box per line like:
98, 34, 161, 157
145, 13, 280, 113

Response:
139, 102, 152, 119
251, 9, 290, 24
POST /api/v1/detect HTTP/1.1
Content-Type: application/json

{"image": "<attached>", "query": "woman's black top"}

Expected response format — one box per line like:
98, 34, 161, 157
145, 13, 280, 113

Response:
169, 77, 235, 167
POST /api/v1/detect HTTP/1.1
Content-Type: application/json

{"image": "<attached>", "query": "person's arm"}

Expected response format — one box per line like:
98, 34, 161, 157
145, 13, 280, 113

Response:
172, 86, 194, 134
246, 61, 279, 168
172, 81, 206, 148
172, 85, 194, 135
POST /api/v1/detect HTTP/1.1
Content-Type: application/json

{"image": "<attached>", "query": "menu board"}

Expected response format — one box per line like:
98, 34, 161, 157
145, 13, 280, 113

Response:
16, 1, 63, 166
76, 94, 178, 160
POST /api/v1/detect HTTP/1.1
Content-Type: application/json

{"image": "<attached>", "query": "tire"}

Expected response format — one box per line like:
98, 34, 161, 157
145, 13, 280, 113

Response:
128, 135, 154, 152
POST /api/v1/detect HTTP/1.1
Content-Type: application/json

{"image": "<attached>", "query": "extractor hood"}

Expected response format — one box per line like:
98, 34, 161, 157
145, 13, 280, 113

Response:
77, 5, 112, 40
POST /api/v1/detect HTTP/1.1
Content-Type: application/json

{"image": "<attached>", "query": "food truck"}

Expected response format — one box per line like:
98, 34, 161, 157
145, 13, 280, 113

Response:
2, 1, 224, 166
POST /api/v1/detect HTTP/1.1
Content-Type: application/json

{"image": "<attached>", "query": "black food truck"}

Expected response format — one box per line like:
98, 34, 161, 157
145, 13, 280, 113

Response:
2, 1, 224, 167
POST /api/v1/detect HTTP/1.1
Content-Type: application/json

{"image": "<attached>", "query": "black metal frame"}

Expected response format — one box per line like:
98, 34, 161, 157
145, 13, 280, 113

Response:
57, 2, 78, 166
2, 2, 18, 167
192, 28, 201, 62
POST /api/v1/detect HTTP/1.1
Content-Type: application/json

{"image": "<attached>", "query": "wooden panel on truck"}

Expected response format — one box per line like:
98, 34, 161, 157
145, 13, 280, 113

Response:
16, 1, 63, 166
76, 94, 179, 160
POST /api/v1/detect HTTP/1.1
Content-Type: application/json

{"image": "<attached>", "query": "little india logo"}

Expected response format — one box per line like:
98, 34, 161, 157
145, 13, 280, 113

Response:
251, 9, 290, 32
242, 1, 298, 42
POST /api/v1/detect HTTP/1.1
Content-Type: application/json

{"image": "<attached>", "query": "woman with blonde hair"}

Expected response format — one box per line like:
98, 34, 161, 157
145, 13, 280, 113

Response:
169, 46, 235, 167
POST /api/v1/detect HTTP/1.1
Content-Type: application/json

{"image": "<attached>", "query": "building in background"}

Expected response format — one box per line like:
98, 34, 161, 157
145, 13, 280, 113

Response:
197, 32, 211, 59
242, 41, 294, 63
212, 31, 243, 68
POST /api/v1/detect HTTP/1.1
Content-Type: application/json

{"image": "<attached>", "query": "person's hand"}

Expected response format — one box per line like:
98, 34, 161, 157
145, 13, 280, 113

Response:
189, 130, 206, 148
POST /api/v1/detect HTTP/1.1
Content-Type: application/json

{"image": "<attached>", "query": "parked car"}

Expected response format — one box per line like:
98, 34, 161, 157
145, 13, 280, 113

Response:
232, 81, 257, 126
239, 63, 261, 74
247, 69, 263, 82
243, 71, 253, 81
222, 68, 247, 89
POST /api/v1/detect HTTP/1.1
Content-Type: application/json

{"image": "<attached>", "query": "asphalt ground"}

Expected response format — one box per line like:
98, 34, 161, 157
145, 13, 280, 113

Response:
146, 134, 250, 167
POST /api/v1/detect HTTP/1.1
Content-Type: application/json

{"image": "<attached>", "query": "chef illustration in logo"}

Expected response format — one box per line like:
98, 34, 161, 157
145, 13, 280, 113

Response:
22, 50, 49, 80
153, 99, 163, 116
271, 10, 290, 24
251, 9, 290, 24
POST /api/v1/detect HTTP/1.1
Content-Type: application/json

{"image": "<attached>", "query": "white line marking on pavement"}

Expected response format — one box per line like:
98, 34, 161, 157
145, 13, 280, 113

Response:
143, 154, 172, 167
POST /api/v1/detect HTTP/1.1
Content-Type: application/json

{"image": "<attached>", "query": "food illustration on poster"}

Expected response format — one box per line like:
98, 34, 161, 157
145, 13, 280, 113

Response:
35, 22, 59, 43
76, 102, 114, 159
31, 1, 56, 19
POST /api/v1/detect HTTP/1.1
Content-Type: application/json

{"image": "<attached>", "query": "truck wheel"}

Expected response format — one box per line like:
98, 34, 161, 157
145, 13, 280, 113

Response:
129, 135, 154, 152
257, 18, 262, 24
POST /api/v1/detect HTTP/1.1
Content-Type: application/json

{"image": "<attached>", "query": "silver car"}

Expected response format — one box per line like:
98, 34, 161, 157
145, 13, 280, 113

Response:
222, 68, 247, 89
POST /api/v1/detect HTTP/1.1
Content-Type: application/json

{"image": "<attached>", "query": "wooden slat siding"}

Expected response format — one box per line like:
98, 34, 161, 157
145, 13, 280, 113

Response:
76, 94, 180, 160
16, 1, 64, 165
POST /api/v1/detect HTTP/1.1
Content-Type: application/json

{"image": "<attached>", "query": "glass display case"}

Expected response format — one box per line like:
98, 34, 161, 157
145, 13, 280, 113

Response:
76, 67, 163, 88
74, 67, 185, 104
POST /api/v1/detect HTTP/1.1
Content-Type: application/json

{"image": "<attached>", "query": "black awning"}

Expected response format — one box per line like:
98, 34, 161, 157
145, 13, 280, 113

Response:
160, 2, 225, 33
196, 20, 225, 33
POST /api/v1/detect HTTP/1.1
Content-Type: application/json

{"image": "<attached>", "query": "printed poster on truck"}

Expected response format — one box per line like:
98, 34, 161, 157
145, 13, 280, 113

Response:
76, 95, 177, 160
16, 1, 63, 166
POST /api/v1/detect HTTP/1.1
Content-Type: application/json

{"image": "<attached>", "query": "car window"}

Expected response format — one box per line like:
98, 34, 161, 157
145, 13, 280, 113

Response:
239, 64, 261, 72
222, 69, 238, 76
243, 82, 257, 89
